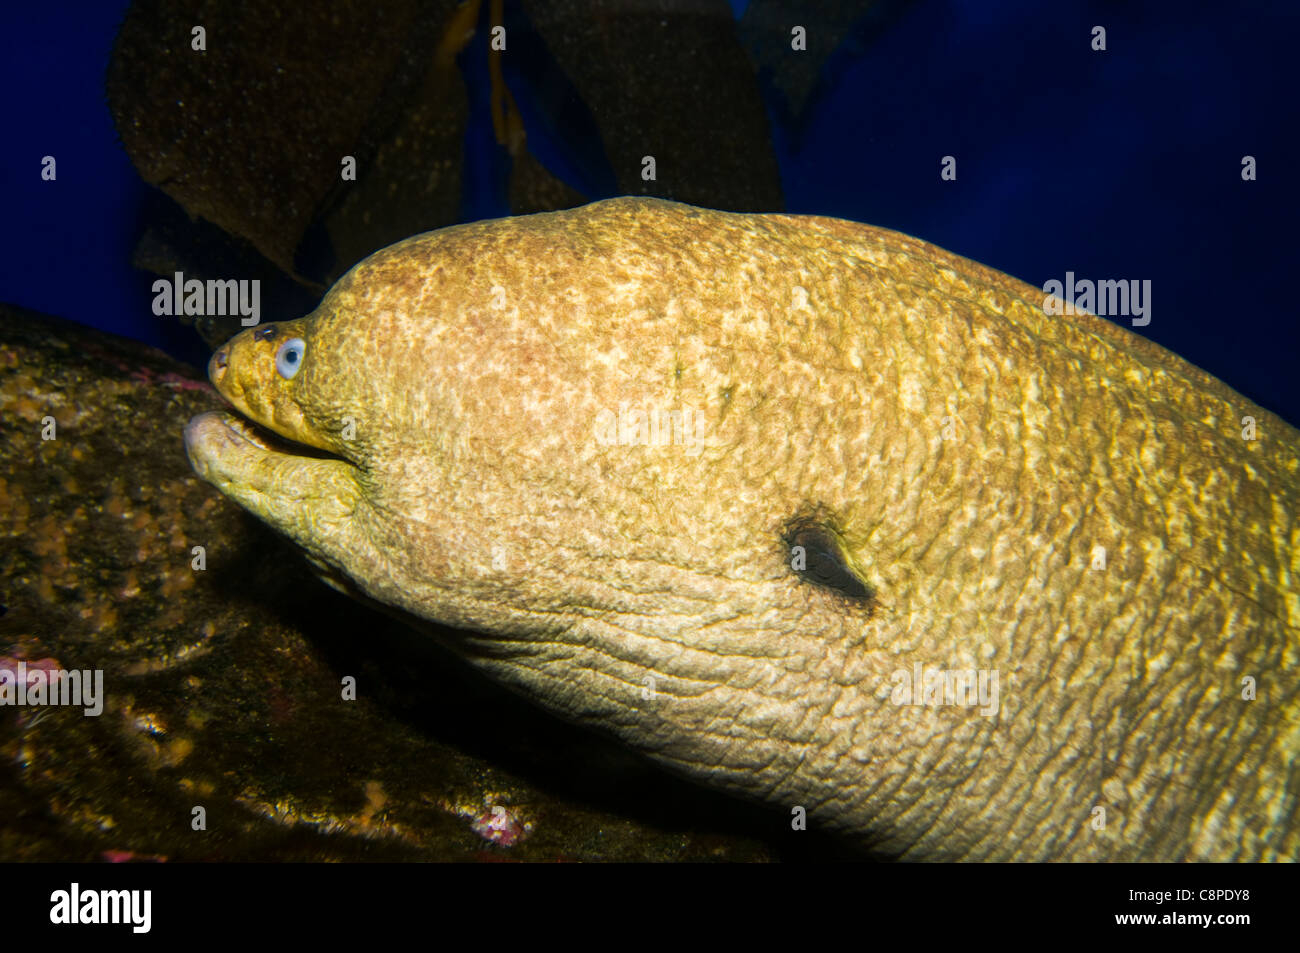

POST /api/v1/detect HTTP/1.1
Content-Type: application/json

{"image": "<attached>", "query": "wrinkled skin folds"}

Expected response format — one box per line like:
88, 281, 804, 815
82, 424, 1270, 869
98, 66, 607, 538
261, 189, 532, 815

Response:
185, 197, 1299, 861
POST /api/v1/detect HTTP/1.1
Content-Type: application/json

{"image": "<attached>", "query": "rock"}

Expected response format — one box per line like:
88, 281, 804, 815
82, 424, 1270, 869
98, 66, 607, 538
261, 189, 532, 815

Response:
107, 0, 470, 286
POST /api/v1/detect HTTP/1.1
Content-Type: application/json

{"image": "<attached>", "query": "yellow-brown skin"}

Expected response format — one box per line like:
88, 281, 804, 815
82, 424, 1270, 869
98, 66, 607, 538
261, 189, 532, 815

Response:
185, 197, 1299, 861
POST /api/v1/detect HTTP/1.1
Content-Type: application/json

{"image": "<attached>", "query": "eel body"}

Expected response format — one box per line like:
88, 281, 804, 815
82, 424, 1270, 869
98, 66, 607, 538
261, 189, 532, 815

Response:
185, 197, 1299, 860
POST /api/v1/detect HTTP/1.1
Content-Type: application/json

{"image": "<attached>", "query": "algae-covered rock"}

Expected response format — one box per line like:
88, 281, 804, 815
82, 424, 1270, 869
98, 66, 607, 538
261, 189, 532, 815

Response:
0, 303, 823, 861
107, 0, 469, 286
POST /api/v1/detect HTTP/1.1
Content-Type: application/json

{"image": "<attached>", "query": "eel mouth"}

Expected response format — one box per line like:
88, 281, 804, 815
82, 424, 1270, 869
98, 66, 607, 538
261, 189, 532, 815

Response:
184, 410, 354, 494
183, 409, 369, 599
185, 410, 343, 459
191, 410, 341, 459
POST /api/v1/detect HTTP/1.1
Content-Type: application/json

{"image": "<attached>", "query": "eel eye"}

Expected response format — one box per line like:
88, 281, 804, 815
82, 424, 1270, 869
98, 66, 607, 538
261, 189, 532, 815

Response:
275, 337, 306, 379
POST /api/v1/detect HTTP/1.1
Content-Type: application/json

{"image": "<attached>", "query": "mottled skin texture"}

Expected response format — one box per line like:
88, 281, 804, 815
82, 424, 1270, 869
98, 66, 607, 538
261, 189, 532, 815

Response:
185, 197, 1299, 861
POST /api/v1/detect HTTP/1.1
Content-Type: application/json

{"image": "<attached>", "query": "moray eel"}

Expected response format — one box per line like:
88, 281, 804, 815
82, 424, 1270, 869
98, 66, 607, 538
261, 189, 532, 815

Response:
185, 197, 1299, 861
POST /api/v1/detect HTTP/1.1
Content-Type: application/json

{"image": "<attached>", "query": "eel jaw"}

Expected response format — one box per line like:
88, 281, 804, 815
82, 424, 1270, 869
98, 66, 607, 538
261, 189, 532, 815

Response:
184, 410, 366, 563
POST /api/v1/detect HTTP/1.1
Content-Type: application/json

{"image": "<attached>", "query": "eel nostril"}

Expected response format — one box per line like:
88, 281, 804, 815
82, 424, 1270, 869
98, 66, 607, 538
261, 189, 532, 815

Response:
210, 348, 229, 381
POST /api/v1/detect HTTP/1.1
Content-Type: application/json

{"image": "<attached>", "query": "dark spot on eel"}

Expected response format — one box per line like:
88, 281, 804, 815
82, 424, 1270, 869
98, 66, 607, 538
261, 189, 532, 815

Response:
783, 513, 874, 603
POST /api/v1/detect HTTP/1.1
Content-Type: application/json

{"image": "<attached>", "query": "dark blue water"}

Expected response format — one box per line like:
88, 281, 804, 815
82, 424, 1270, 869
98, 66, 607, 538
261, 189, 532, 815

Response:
2, 1, 1297, 422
